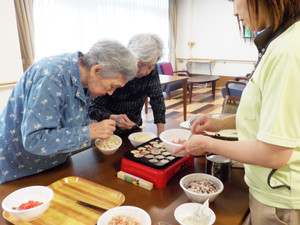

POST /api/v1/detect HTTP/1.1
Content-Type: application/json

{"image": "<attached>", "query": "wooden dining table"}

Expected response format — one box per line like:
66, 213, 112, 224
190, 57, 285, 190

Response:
0, 124, 249, 225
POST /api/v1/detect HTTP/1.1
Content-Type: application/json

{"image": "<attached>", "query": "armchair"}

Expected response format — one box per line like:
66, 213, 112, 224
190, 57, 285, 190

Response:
221, 74, 251, 113
157, 62, 190, 100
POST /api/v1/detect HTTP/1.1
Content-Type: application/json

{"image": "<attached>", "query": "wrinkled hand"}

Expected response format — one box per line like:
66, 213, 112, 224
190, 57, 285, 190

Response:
191, 115, 222, 134
110, 114, 136, 130
173, 134, 211, 156
89, 119, 116, 140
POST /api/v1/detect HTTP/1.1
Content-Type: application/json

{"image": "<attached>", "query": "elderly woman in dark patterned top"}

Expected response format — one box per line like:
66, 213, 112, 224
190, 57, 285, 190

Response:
89, 33, 166, 136
0, 40, 137, 184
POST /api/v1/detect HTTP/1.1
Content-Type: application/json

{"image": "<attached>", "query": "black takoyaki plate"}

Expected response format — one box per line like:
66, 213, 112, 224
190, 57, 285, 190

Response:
123, 137, 180, 169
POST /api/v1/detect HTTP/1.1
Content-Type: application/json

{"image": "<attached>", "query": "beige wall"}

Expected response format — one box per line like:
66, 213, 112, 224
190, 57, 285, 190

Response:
0, 0, 259, 113
176, 0, 258, 76
0, 1, 22, 112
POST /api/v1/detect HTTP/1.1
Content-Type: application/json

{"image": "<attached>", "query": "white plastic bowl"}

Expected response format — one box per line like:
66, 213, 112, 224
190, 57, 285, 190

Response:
174, 202, 216, 225
2, 186, 54, 221
159, 129, 191, 157
128, 132, 156, 147
97, 206, 151, 225
180, 173, 223, 203
95, 134, 122, 155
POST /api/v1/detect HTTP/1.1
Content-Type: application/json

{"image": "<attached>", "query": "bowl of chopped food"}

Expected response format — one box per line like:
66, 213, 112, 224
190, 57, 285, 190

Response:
180, 173, 224, 203
97, 205, 151, 225
1, 186, 54, 221
128, 132, 156, 147
159, 129, 191, 157
174, 202, 216, 225
95, 134, 122, 155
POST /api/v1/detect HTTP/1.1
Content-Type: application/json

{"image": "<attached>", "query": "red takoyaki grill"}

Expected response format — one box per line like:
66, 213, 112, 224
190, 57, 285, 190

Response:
121, 137, 194, 188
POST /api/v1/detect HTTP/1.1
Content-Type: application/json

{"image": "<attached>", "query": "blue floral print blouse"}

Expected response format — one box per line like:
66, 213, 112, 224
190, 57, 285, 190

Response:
0, 52, 92, 184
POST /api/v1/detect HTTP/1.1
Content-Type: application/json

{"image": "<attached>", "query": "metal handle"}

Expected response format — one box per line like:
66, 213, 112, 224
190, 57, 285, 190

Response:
76, 200, 107, 212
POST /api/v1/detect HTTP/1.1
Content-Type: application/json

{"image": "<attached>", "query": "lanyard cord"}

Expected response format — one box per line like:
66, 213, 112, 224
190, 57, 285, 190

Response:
267, 169, 291, 190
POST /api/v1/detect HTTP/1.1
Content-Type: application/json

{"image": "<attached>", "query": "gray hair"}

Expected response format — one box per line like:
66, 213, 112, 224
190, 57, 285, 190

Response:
81, 40, 137, 81
127, 33, 164, 64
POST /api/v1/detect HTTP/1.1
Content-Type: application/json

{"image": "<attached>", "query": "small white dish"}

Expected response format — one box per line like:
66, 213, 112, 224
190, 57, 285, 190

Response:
180, 121, 191, 130
205, 129, 238, 138
2, 186, 54, 221
95, 134, 122, 155
180, 173, 223, 203
97, 206, 151, 225
159, 129, 191, 157
174, 202, 216, 225
188, 113, 233, 128
128, 132, 156, 147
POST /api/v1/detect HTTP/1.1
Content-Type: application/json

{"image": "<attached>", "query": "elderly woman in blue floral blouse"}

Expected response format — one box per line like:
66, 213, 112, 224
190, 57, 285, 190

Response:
0, 40, 137, 184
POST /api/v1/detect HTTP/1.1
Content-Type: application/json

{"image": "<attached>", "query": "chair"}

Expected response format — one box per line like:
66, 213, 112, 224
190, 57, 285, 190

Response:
157, 62, 165, 74
221, 74, 251, 113
221, 75, 250, 99
157, 62, 190, 100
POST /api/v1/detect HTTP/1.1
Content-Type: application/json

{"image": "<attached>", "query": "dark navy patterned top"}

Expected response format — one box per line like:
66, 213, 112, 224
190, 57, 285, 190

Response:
89, 66, 166, 133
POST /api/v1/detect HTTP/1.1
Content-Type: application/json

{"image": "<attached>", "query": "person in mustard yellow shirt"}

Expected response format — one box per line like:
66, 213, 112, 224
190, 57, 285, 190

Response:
175, 0, 300, 224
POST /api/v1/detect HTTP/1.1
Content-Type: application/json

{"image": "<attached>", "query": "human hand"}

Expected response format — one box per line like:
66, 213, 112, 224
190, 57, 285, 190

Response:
89, 119, 116, 140
191, 115, 222, 134
173, 134, 211, 156
110, 114, 136, 130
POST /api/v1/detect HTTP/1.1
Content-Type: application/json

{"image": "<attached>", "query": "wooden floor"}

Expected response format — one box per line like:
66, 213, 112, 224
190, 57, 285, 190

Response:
142, 85, 224, 128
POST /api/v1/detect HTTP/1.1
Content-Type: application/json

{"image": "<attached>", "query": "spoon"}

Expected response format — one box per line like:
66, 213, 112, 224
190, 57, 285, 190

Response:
192, 199, 209, 223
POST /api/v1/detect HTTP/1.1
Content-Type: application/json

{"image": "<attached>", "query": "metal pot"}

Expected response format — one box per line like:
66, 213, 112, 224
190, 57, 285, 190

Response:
205, 153, 231, 181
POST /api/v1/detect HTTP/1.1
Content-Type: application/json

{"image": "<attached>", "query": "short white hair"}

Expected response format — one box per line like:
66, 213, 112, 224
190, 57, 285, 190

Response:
127, 33, 164, 64
82, 40, 137, 81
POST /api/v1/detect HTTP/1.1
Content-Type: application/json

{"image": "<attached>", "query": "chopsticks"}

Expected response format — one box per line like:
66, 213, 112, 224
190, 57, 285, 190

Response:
76, 200, 107, 212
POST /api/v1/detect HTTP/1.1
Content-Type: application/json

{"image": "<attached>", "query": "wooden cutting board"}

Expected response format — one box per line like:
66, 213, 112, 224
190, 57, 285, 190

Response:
3, 176, 125, 225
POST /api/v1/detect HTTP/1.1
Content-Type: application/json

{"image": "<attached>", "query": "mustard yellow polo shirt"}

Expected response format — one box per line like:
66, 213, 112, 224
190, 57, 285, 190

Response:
236, 21, 300, 209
